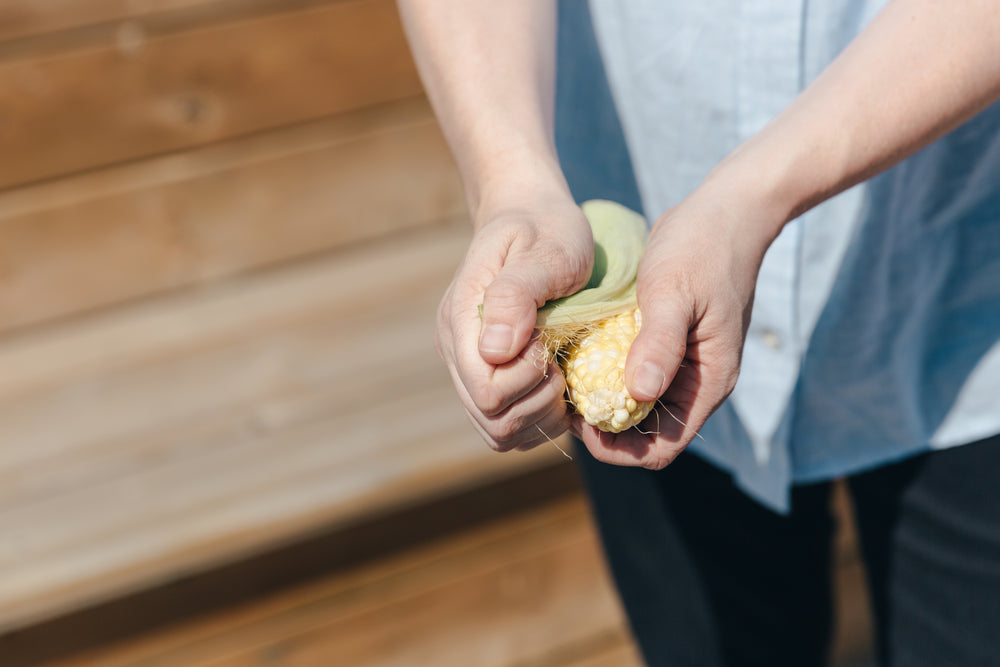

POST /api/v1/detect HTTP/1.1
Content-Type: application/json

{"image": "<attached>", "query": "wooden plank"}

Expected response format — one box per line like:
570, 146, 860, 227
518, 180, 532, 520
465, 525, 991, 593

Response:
47, 496, 631, 667
830, 482, 875, 664
226, 528, 621, 667
0, 0, 424, 189
0, 464, 583, 665
831, 559, 876, 665
0, 0, 217, 43
0, 97, 464, 334
0, 223, 568, 632
0, 0, 357, 47
568, 641, 646, 667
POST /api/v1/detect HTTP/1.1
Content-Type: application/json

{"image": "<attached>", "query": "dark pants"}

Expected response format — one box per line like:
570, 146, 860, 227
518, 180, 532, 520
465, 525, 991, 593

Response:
575, 434, 1000, 667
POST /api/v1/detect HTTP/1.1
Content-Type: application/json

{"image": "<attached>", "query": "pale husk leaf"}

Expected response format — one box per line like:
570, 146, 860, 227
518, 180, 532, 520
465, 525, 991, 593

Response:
535, 200, 648, 360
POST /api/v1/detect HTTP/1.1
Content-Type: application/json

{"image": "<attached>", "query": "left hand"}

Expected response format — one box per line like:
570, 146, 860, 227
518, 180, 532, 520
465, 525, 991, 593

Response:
570, 183, 778, 469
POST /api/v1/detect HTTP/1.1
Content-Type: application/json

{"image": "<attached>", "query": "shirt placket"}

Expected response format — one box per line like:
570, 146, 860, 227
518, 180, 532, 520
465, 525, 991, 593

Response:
729, 0, 806, 464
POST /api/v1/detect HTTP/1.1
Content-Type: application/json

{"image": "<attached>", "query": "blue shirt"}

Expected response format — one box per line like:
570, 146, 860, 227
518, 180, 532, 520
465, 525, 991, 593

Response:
558, 0, 1000, 512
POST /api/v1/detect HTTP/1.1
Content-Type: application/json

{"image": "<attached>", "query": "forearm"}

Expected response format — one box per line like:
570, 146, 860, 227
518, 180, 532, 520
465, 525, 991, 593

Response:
397, 1, 569, 219
707, 0, 1000, 239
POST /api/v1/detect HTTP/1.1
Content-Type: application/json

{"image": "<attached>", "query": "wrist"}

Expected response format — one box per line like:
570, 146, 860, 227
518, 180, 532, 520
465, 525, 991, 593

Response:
468, 147, 575, 228
690, 157, 796, 259
696, 116, 847, 251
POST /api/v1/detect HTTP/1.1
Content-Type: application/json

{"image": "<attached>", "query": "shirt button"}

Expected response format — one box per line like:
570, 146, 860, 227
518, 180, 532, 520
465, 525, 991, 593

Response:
761, 329, 782, 350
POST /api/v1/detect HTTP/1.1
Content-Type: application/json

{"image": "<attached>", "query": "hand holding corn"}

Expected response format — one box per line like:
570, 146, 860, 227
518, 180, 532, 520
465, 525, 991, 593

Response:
535, 201, 654, 434
437, 191, 762, 469
434, 196, 595, 452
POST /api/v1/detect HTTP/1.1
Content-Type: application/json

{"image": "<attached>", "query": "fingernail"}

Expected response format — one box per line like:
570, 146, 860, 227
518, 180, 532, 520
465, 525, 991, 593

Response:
480, 324, 513, 355
632, 361, 666, 399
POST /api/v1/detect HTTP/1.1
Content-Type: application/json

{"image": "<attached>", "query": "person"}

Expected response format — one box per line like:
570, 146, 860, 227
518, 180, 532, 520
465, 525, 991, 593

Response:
397, 1, 1000, 665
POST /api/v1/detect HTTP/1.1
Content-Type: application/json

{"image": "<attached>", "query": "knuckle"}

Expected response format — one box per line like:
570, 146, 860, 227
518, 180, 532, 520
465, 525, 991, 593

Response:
484, 274, 530, 310
643, 448, 680, 471
705, 349, 742, 402
484, 436, 515, 453
472, 384, 507, 417
631, 328, 687, 375
659, 330, 689, 365
541, 367, 566, 399
640, 256, 692, 297
721, 364, 741, 397
489, 418, 525, 449
535, 242, 591, 297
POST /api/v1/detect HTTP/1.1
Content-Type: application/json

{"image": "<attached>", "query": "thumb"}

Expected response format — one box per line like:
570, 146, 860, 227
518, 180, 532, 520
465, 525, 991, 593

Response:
625, 295, 692, 402
478, 258, 568, 365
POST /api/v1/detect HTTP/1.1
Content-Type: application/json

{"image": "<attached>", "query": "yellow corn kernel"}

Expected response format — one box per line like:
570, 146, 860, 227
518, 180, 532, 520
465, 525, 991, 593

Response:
562, 307, 654, 433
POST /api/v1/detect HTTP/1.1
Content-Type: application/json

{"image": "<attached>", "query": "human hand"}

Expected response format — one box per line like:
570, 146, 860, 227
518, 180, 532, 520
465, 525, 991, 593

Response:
571, 185, 778, 468
437, 196, 595, 451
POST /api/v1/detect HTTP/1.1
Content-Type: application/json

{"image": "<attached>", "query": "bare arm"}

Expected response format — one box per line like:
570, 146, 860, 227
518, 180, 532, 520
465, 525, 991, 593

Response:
397, 2, 592, 451
397, 2, 564, 215
718, 0, 1000, 233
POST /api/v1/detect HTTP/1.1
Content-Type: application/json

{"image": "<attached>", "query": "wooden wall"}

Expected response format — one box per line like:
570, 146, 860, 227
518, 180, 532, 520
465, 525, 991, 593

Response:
0, 0, 450, 333
0, 0, 579, 636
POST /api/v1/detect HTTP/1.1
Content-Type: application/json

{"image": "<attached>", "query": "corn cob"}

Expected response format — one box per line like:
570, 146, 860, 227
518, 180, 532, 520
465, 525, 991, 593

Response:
535, 200, 654, 432
562, 307, 654, 432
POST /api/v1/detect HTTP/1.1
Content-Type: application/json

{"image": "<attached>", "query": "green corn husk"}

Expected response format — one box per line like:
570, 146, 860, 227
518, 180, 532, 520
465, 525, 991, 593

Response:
536, 200, 648, 361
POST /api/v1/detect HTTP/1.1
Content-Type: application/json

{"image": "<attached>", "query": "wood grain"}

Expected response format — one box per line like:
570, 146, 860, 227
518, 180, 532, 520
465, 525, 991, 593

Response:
46, 496, 633, 667
0, 223, 565, 633
569, 641, 646, 667
830, 482, 875, 664
0, 0, 423, 189
229, 523, 620, 667
0, 0, 219, 42
0, 464, 583, 665
0, 98, 464, 334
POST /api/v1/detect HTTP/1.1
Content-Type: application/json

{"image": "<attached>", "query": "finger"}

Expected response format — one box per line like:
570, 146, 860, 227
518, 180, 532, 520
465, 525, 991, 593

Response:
453, 360, 569, 451
573, 411, 687, 470
580, 352, 736, 469
513, 393, 574, 452
454, 323, 554, 417
478, 255, 578, 366
624, 292, 692, 402
484, 400, 570, 453
656, 343, 741, 445
438, 278, 552, 417
480, 361, 569, 449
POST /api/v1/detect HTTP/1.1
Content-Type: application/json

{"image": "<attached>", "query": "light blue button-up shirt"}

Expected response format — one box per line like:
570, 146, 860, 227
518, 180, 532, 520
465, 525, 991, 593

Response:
579, 0, 1000, 512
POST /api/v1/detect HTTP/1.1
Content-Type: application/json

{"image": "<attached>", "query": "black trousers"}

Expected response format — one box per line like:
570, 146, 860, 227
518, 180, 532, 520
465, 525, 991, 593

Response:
575, 434, 1000, 667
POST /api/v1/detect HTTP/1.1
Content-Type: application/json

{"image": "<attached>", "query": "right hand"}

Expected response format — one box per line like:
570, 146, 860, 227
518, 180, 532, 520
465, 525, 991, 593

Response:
569, 172, 781, 471
436, 195, 594, 451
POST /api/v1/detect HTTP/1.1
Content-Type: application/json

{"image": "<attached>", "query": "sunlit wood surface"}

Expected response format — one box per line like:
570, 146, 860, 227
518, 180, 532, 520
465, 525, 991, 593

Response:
3, 482, 872, 667
43, 495, 646, 667
0, 0, 568, 634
